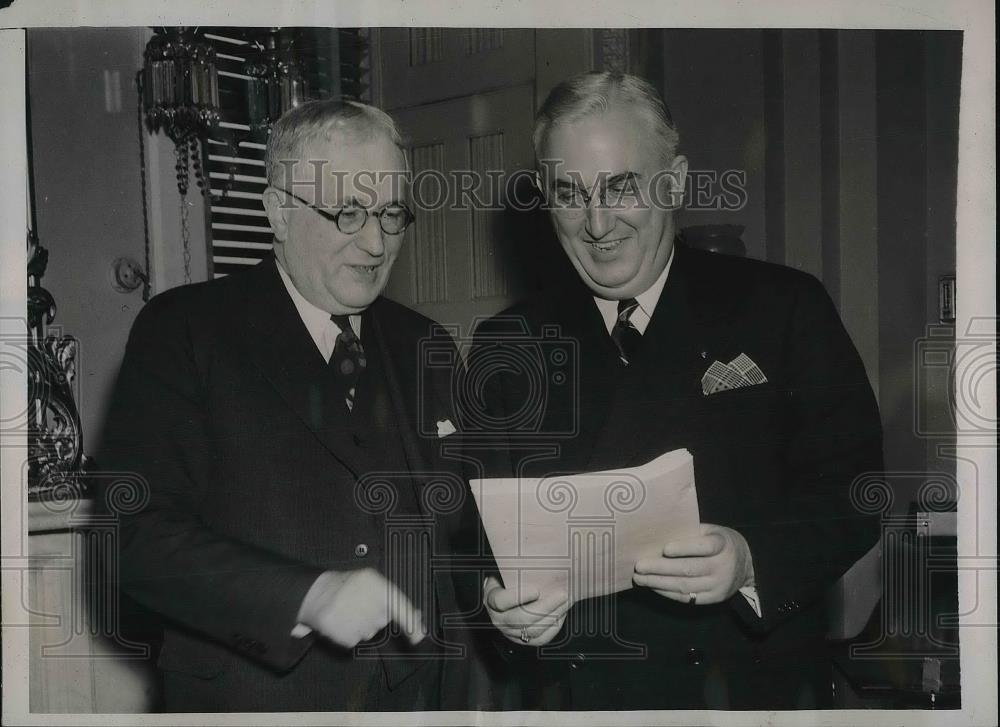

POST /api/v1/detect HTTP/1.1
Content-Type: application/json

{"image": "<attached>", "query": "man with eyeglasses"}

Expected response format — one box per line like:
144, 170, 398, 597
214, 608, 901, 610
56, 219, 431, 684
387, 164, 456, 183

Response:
469, 72, 882, 710
100, 99, 469, 711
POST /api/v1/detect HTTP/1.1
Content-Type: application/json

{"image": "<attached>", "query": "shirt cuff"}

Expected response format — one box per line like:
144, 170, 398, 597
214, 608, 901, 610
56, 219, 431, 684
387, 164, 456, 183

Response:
739, 586, 763, 618
290, 623, 313, 638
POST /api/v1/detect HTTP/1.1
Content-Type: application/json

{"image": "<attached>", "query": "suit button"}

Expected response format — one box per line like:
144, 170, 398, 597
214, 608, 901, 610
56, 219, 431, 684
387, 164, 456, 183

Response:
686, 647, 704, 666
354, 543, 369, 558
352, 434, 364, 446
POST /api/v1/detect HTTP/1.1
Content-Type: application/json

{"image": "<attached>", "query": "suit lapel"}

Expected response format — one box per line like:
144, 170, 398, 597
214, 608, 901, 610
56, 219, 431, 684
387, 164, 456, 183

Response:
241, 258, 361, 477
366, 301, 433, 484
586, 243, 742, 470
542, 276, 621, 475
366, 303, 465, 661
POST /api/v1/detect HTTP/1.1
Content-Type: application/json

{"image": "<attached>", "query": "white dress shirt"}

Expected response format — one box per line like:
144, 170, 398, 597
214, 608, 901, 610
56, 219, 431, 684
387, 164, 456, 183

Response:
591, 246, 762, 618
276, 262, 361, 360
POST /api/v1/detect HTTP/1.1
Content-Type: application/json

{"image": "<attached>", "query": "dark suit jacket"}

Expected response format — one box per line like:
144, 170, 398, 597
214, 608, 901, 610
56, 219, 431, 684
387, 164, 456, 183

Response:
99, 258, 470, 712
468, 242, 884, 710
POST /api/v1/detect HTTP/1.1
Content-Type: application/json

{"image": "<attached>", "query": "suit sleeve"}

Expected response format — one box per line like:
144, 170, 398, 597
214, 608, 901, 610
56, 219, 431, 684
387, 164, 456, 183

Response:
732, 274, 883, 633
98, 292, 325, 671
458, 320, 545, 671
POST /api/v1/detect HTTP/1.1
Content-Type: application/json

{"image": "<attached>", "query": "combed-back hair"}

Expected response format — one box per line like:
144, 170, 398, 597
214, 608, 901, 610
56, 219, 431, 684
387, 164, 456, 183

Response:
533, 71, 680, 165
264, 99, 405, 187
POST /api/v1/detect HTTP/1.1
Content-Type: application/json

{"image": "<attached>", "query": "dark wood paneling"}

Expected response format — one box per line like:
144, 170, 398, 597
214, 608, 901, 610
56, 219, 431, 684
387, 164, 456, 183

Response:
763, 30, 785, 265
877, 31, 929, 507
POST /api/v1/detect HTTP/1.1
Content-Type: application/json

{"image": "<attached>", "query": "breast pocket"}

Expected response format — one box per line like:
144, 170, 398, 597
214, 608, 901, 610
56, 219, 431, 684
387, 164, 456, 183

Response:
692, 383, 786, 525
695, 382, 787, 455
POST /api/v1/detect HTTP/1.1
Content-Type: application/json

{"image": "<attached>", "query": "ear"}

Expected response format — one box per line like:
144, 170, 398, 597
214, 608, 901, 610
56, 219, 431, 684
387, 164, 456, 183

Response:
262, 186, 291, 242
666, 155, 689, 209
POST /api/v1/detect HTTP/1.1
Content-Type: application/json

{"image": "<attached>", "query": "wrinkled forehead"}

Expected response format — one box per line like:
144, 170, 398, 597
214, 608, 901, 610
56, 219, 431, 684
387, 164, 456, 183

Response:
282, 131, 410, 205
539, 110, 652, 186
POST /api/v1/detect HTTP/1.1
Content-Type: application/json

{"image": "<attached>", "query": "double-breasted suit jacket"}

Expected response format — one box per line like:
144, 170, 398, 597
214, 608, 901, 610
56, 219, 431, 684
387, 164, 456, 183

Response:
469, 242, 884, 710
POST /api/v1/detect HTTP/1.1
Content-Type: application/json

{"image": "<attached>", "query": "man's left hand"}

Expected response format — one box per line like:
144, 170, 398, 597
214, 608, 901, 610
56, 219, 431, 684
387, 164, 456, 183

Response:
633, 523, 753, 605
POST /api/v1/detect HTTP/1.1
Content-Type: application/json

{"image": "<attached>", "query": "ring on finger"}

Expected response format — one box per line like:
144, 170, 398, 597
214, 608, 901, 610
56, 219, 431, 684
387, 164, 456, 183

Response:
519, 627, 531, 643
688, 592, 697, 605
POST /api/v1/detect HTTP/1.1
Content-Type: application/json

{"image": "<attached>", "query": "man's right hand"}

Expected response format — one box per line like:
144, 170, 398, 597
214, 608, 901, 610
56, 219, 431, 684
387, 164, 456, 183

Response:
483, 576, 570, 646
297, 569, 427, 649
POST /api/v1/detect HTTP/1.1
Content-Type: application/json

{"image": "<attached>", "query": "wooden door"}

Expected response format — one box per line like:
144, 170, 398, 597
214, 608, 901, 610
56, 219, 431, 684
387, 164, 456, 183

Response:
376, 28, 592, 338
386, 83, 536, 337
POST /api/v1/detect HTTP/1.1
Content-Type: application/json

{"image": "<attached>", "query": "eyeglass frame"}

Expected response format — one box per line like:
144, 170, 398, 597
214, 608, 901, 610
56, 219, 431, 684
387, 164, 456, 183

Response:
532, 170, 654, 217
274, 187, 416, 235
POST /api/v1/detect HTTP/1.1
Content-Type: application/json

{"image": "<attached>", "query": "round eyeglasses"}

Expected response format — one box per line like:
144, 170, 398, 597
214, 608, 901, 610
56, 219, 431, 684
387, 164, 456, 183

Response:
544, 173, 645, 219
277, 188, 415, 235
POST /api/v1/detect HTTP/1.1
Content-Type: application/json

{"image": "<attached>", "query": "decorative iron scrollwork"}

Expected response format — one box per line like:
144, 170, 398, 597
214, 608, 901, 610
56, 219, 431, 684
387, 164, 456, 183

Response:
27, 233, 90, 501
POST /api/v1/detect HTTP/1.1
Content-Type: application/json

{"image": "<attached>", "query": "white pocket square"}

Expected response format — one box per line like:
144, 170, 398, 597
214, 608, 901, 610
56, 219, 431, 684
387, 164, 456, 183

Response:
436, 418, 457, 438
701, 354, 768, 396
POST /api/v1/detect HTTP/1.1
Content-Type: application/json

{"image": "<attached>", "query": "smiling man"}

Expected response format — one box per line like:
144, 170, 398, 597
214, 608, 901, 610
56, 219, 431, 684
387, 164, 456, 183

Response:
100, 100, 467, 712
471, 72, 883, 710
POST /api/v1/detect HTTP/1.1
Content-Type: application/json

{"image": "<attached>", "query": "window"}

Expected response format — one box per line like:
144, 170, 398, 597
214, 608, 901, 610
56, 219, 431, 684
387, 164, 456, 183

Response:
197, 28, 370, 277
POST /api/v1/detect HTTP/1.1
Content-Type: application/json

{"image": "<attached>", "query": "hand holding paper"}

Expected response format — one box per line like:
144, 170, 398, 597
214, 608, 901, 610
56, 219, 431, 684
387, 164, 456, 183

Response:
470, 448, 701, 608
483, 576, 571, 646
632, 523, 754, 605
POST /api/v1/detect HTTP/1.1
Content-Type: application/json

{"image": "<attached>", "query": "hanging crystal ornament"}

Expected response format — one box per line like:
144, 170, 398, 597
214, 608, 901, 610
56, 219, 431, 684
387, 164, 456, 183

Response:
244, 29, 310, 142
142, 27, 219, 283
143, 27, 220, 150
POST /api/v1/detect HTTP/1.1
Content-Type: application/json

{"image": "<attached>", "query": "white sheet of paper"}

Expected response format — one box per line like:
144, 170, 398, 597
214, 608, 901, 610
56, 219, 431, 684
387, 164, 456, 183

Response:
469, 448, 700, 603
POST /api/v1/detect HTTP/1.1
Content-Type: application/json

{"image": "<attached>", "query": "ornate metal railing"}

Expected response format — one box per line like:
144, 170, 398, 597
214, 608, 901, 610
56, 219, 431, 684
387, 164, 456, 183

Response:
27, 233, 91, 501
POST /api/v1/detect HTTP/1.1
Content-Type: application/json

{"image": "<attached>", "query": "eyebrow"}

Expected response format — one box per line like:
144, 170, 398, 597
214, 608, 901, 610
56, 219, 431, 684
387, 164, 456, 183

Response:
338, 195, 365, 208
336, 195, 409, 211
553, 172, 643, 189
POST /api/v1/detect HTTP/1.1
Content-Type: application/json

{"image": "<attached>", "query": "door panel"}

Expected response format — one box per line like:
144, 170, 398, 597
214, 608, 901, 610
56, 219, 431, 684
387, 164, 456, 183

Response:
387, 83, 536, 337
379, 28, 535, 110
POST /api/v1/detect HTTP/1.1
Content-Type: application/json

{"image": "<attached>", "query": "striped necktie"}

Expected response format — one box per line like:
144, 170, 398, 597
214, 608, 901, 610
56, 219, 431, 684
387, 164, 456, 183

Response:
329, 314, 366, 411
610, 298, 642, 366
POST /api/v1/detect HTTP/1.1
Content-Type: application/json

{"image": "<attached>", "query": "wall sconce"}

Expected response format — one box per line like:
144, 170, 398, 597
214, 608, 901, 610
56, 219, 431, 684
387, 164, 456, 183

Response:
244, 28, 310, 141
141, 27, 220, 197
140, 27, 220, 286
212, 28, 312, 200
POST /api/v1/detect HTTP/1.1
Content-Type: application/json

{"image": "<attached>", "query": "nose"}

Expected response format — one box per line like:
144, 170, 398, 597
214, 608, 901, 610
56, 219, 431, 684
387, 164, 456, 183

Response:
584, 199, 614, 240
354, 214, 386, 258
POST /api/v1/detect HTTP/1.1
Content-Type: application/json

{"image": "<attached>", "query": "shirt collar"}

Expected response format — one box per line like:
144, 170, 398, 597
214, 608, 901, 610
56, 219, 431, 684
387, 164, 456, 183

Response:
275, 260, 361, 357
593, 245, 675, 335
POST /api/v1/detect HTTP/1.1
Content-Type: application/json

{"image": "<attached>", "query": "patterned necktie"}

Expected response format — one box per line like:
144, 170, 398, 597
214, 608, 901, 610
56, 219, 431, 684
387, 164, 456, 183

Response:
329, 314, 366, 411
610, 298, 642, 366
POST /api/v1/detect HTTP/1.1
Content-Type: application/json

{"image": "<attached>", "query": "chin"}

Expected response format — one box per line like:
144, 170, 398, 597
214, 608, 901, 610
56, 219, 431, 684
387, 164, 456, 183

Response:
347, 295, 379, 310
583, 266, 641, 292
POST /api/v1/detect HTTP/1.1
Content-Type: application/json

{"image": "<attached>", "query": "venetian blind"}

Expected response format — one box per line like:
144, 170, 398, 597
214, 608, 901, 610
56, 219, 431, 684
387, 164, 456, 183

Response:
197, 28, 370, 277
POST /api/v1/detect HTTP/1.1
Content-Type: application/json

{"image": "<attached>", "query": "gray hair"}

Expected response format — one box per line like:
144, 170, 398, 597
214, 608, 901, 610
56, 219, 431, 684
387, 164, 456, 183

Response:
533, 71, 680, 165
264, 99, 406, 187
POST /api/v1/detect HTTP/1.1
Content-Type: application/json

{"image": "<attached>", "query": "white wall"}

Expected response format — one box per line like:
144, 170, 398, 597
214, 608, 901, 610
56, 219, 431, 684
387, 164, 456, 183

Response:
28, 27, 207, 458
